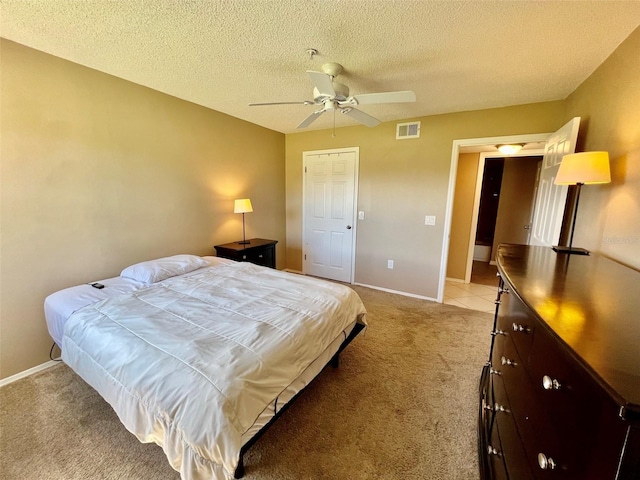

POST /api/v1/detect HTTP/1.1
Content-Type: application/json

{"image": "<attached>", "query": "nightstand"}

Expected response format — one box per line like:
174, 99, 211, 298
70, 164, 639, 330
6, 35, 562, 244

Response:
214, 238, 278, 268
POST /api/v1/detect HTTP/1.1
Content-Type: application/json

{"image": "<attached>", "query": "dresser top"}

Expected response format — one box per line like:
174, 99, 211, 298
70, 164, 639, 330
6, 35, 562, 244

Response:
497, 244, 640, 414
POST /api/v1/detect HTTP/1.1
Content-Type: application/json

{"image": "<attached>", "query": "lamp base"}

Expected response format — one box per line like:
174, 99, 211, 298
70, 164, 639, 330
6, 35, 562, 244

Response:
237, 240, 251, 245
552, 245, 590, 255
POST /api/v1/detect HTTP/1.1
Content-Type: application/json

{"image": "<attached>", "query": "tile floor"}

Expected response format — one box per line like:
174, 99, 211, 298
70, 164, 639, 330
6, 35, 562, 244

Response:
444, 280, 498, 314
444, 261, 500, 314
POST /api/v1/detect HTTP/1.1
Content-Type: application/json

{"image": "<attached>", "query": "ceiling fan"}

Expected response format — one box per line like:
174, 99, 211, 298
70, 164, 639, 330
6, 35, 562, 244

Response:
249, 62, 416, 129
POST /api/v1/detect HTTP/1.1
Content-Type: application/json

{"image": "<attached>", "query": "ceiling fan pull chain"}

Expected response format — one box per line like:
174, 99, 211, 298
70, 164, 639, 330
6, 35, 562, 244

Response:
332, 108, 336, 137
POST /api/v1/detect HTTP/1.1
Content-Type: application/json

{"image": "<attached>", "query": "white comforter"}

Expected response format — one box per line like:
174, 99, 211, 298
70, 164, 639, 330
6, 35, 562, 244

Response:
62, 262, 366, 480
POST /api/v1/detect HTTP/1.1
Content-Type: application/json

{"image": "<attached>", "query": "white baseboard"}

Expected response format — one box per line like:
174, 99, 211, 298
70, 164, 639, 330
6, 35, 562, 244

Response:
445, 277, 465, 283
354, 283, 438, 303
0, 360, 60, 388
283, 268, 303, 274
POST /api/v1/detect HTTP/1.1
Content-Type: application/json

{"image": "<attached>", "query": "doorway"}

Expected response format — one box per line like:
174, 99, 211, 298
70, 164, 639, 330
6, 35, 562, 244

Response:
474, 155, 543, 266
447, 145, 546, 286
444, 151, 543, 312
441, 120, 581, 303
474, 158, 505, 262
439, 133, 550, 303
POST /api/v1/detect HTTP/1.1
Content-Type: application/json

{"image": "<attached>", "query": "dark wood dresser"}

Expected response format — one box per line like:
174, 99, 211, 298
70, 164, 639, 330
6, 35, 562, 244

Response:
479, 244, 640, 480
214, 238, 277, 268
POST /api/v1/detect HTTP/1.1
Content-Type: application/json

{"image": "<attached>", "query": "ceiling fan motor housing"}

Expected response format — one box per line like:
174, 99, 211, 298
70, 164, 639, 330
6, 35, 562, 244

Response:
313, 83, 349, 103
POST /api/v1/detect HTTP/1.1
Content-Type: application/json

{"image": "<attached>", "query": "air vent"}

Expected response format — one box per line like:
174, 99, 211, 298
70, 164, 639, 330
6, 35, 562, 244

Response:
396, 121, 420, 139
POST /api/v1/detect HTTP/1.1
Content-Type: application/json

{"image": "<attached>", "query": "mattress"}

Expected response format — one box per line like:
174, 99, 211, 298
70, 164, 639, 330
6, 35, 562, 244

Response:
44, 256, 233, 347
55, 258, 366, 480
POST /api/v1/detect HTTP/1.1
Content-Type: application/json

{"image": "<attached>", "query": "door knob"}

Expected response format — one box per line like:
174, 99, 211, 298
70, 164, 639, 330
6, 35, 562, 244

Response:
346, 225, 352, 229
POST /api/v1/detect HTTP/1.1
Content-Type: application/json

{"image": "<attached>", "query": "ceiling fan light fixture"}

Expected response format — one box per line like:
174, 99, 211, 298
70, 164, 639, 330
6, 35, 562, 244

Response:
497, 144, 525, 155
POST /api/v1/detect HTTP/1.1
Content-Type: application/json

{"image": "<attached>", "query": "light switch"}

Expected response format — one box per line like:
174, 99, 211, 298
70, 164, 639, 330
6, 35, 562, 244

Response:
425, 215, 436, 226
358, 211, 365, 220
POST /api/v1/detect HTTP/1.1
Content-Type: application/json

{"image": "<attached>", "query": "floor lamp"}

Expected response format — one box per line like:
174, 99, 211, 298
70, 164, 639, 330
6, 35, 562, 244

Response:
552, 151, 610, 255
234, 198, 253, 245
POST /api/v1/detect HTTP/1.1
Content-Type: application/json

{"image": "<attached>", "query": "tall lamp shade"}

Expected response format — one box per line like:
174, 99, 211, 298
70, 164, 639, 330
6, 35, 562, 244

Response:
555, 151, 611, 185
234, 198, 253, 245
553, 151, 610, 255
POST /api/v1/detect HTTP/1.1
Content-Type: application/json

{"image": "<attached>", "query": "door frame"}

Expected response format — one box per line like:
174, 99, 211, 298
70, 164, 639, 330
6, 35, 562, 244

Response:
302, 146, 360, 284
463, 150, 544, 283
439, 133, 550, 302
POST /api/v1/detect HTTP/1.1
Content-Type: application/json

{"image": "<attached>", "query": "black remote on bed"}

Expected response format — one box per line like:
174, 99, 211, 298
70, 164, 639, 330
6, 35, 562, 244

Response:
90, 282, 105, 289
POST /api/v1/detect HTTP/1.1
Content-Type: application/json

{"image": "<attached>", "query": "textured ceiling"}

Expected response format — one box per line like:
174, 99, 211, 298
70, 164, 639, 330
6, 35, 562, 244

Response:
2, 1, 640, 134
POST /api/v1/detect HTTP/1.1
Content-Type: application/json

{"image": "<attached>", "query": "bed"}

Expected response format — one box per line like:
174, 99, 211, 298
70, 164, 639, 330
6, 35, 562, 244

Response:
45, 254, 367, 480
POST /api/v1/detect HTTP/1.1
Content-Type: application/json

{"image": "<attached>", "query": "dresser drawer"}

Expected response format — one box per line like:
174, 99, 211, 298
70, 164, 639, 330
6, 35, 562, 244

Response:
496, 289, 536, 363
527, 325, 629, 478
491, 334, 562, 475
497, 293, 629, 478
241, 246, 274, 267
492, 375, 534, 480
487, 419, 509, 480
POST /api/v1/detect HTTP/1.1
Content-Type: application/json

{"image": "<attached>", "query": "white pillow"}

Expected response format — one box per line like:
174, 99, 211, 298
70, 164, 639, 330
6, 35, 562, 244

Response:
121, 254, 210, 284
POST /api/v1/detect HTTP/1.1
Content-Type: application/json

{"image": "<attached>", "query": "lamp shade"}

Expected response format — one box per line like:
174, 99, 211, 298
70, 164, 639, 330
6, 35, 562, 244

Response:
555, 151, 611, 185
234, 198, 253, 214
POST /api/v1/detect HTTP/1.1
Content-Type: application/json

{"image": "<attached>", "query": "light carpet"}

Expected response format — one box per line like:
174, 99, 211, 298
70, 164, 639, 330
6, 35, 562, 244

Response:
0, 285, 493, 480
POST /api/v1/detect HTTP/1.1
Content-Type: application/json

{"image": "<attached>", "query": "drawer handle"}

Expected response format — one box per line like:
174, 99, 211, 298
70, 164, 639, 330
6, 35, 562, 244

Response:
494, 403, 510, 414
488, 445, 502, 456
538, 453, 557, 470
490, 329, 507, 337
542, 375, 562, 390
512, 323, 530, 334
490, 368, 502, 376
499, 287, 510, 294
501, 356, 517, 367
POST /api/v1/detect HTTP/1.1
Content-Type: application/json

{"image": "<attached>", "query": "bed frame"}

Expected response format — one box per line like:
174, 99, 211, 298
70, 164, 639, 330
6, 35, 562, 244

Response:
233, 322, 365, 478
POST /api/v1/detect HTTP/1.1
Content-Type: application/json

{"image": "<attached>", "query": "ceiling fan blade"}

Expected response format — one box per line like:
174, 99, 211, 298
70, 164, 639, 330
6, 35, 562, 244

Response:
307, 71, 336, 97
340, 107, 380, 128
297, 109, 325, 129
249, 101, 314, 106
349, 90, 416, 105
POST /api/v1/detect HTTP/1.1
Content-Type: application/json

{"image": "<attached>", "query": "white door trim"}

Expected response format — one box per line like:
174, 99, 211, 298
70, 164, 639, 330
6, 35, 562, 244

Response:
302, 147, 359, 284
440, 133, 551, 302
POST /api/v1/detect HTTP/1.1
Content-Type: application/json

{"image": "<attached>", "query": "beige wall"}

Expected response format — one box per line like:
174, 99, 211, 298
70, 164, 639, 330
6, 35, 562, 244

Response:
0, 40, 286, 379
286, 25, 640, 297
563, 26, 640, 269
3, 24, 638, 380
447, 152, 480, 281
285, 102, 564, 298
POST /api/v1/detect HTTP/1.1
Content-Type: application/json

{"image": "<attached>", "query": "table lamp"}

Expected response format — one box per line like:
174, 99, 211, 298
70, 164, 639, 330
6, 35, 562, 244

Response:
234, 198, 253, 245
552, 151, 610, 255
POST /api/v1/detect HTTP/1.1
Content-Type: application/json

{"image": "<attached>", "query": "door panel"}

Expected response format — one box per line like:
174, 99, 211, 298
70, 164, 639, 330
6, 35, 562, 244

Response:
304, 150, 357, 282
530, 117, 580, 246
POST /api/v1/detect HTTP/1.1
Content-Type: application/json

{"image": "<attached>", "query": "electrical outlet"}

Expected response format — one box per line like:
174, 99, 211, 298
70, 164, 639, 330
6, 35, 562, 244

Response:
387, 259, 394, 269
425, 215, 436, 226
